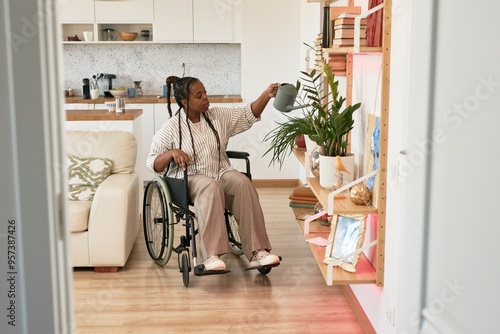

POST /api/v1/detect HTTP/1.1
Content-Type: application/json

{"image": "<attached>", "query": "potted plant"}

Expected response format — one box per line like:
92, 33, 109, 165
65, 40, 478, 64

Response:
264, 61, 361, 189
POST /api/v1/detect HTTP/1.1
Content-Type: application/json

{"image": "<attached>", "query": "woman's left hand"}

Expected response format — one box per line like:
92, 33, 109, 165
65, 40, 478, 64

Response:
267, 83, 279, 98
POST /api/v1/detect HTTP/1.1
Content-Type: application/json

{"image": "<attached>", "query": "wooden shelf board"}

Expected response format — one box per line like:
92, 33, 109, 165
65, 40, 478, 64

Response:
324, 46, 382, 54
295, 147, 306, 165
306, 177, 378, 215
293, 149, 377, 215
293, 207, 377, 285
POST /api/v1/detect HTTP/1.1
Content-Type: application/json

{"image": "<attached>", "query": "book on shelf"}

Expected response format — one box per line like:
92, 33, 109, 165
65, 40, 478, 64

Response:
332, 38, 367, 47
333, 17, 367, 26
329, 63, 346, 71
289, 202, 316, 209
337, 12, 363, 19
333, 28, 367, 39
328, 54, 346, 69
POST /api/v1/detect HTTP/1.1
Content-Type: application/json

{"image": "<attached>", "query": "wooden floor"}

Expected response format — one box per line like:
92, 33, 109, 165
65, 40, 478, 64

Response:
72, 187, 365, 334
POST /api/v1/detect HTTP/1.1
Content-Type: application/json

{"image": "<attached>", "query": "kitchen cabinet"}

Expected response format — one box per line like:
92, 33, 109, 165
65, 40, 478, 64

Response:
193, 0, 233, 42
59, 0, 240, 44
127, 104, 155, 185
57, 0, 95, 23
153, 0, 193, 43
153, 103, 169, 133
95, 0, 154, 23
153, 0, 239, 43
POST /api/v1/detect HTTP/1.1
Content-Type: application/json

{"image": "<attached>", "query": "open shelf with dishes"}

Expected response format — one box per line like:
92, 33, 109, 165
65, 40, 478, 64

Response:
61, 23, 154, 44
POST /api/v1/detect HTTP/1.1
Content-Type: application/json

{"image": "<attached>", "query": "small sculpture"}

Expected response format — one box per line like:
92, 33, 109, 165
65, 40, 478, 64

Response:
349, 183, 372, 205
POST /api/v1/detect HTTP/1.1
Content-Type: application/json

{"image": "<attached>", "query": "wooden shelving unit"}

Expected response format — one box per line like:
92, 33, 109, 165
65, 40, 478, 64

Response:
291, 0, 391, 286
292, 150, 378, 285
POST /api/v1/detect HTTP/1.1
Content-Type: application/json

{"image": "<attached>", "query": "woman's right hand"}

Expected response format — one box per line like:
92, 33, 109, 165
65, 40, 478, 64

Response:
169, 149, 193, 170
153, 149, 193, 172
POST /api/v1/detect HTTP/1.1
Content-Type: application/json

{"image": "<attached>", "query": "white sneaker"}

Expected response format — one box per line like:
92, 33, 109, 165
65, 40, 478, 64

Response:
202, 255, 226, 271
250, 250, 280, 267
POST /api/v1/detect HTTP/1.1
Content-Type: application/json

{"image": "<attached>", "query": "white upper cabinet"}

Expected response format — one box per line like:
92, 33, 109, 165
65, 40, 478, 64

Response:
153, 0, 193, 42
57, 0, 95, 23
193, 0, 233, 42
153, 0, 240, 43
95, 0, 154, 23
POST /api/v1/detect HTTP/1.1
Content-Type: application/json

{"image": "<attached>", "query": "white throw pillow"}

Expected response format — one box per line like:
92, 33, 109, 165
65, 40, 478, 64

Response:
67, 155, 112, 201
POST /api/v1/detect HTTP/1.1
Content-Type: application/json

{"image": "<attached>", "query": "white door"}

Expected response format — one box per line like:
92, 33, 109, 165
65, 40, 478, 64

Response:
1, 0, 73, 333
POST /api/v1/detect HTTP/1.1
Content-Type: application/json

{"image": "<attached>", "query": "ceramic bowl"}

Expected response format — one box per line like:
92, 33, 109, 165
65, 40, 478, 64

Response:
119, 32, 138, 41
104, 101, 116, 112
109, 89, 126, 98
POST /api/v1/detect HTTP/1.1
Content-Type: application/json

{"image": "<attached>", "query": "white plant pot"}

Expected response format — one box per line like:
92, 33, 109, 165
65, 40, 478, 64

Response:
319, 154, 355, 190
304, 135, 319, 154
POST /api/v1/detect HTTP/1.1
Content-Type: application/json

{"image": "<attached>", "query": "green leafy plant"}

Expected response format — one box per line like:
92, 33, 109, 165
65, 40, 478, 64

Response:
263, 61, 361, 168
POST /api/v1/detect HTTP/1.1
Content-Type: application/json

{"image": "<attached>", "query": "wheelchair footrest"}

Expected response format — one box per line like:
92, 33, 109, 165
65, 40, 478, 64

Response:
194, 265, 230, 276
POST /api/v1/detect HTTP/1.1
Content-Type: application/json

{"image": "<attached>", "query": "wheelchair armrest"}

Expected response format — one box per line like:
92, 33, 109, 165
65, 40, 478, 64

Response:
226, 151, 249, 159
226, 151, 251, 180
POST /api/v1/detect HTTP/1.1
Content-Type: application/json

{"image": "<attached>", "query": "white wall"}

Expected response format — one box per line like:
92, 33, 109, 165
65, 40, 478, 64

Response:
229, 0, 304, 179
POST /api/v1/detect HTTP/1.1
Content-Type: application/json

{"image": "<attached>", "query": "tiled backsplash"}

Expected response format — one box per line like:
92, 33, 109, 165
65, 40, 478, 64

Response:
62, 44, 241, 96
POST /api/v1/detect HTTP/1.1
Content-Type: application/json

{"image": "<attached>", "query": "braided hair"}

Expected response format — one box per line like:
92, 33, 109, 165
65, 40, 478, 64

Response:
165, 76, 222, 173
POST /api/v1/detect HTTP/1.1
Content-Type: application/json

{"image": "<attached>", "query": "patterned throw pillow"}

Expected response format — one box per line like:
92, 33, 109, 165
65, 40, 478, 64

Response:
67, 155, 113, 201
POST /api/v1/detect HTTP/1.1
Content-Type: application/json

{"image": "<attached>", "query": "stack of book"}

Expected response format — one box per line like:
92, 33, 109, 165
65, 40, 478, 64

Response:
314, 32, 325, 72
289, 186, 317, 209
328, 53, 347, 75
331, 16, 367, 47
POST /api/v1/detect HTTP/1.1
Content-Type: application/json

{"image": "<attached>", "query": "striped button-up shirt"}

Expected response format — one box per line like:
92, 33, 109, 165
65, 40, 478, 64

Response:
147, 104, 259, 180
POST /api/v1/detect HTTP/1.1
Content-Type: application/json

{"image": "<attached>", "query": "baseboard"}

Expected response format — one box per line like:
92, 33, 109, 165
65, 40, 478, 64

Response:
252, 179, 300, 188
340, 285, 376, 334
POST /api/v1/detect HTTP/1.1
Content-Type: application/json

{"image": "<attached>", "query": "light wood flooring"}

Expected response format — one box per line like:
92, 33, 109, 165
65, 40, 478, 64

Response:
72, 187, 365, 334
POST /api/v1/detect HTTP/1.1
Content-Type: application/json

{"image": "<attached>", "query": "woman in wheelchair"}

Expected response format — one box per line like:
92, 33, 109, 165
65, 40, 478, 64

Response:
146, 75, 281, 273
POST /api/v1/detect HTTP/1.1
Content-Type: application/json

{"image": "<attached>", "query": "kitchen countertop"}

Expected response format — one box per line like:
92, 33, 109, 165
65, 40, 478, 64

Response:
66, 109, 143, 121
65, 95, 243, 104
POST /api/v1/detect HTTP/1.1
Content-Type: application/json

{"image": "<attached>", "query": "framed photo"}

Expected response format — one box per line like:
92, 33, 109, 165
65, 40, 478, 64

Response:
323, 214, 367, 273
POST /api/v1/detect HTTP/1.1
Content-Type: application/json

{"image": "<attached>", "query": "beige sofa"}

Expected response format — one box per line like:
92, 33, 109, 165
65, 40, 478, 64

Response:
65, 130, 140, 272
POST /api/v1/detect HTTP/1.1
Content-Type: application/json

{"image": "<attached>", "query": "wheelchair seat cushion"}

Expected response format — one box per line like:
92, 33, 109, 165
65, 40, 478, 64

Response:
67, 200, 92, 232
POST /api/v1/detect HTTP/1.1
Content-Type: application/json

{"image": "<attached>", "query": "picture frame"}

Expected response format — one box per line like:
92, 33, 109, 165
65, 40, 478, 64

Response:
323, 214, 367, 273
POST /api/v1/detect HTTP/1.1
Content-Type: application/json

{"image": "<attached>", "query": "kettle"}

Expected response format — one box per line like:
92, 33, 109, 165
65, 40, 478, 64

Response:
273, 83, 309, 112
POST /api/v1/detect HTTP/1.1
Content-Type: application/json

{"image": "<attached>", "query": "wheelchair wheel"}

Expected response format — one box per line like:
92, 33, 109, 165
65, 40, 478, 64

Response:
180, 253, 190, 287
143, 176, 175, 266
226, 213, 244, 256
258, 267, 272, 275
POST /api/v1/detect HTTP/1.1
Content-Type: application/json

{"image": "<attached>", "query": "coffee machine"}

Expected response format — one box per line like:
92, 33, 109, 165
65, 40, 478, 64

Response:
103, 74, 116, 97
82, 78, 90, 99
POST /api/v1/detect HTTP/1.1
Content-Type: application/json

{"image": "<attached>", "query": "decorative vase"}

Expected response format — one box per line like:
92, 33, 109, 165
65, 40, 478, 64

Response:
90, 89, 100, 99
309, 146, 321, 178
319, 153, 355, 190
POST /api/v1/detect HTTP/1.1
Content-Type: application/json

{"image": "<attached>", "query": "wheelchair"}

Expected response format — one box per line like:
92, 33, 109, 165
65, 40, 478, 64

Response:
142, 151, 279, 287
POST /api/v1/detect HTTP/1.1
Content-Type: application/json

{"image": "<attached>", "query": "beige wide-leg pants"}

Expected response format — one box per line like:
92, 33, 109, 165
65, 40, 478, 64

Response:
188, 170, 272, 261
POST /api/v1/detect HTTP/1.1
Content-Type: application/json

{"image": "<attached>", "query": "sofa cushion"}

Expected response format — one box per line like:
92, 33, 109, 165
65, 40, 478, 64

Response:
67, 200, 92, 232
67, 155, 112, 201
65, 131, 137, 174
